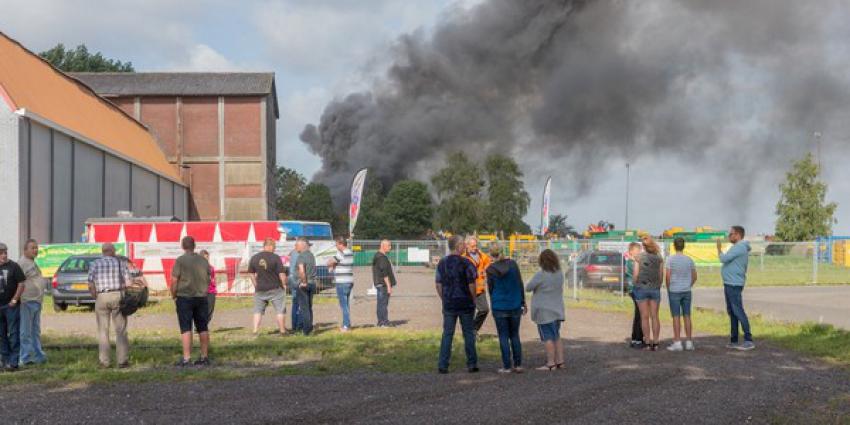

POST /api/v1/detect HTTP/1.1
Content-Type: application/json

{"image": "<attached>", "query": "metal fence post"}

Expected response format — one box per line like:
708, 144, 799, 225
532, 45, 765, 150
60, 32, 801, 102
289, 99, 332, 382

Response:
812, 240, 818, 285
572, 240, 579, 301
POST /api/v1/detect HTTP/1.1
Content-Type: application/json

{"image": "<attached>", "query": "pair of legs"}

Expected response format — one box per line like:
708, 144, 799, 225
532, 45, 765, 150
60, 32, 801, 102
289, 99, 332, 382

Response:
669, 291, 693, 342
296, 285, 314, 335
376, 285, 390, 326
438, 309, 477, 371
636, 289, 661, 345
538, 321, 564, 368
95, 292, 129, 367
207, 293, 216, 325
336, 283, 353, 329
473, 292, 490, 333
0, 304, 21, 368
176, 297, 210, 361
253, 288, 286, 334
290, 285, 302, 332
724, 285, 752, 343
20, 301, 46, 364
492, 309, 522, 370
629, 291, 643, 343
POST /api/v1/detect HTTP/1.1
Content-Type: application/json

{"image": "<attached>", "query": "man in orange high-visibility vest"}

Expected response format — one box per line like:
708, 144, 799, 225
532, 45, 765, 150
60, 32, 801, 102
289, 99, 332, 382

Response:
463, 236, 492, 336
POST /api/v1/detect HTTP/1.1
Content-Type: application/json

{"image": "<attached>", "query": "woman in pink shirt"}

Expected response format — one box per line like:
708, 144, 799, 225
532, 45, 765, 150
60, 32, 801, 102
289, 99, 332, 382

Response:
200, 250, 217, 325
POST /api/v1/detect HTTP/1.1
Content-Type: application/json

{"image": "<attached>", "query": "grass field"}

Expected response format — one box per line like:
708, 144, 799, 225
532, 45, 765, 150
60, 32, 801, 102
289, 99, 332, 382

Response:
568, 289, 850, 368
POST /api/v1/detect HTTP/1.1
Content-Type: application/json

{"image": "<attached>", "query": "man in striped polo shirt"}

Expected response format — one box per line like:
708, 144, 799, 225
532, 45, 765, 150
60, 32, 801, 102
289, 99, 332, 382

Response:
329, 237, 355, 332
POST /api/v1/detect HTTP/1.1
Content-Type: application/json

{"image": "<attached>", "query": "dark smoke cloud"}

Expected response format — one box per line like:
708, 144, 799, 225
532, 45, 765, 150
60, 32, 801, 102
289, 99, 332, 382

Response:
301, 0, 850, 208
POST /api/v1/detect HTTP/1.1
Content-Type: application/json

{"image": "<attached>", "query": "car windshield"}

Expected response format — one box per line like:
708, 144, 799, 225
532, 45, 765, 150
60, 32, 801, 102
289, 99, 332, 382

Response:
59, 257, 96, 273
590, 254, 621, 265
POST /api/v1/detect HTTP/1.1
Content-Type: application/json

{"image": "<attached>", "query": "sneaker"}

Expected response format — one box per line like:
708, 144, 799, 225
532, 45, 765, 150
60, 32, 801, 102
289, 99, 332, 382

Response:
736, 341, 756, 351
438, 368, 449, 374
193, 357, 210, 366
340, 326, 350, 333
512, 367, 524, 374
497, 368, 512, 374
726, 342, 739, 349
175, 358, 192, 367
684, 340, 695, 351
630, 341, 646, 350
468, 367, 480, 373
666, 341, 684, 352
4, 364, 18, 372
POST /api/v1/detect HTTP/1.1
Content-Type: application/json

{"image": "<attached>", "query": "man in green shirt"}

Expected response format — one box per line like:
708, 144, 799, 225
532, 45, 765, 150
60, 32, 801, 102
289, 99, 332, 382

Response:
170, 236, 211, 366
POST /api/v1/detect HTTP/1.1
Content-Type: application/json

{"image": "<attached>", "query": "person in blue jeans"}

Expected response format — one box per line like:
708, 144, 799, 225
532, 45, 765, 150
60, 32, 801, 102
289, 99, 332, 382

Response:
435, 235, 478, 374
287, 249, 302, 332
485, 242, 526, 373
0, 242, 28, 371
717, 226, 755, 351
19, 239, 48, 365
665, 238, 697, 352
329, 237, 354, 331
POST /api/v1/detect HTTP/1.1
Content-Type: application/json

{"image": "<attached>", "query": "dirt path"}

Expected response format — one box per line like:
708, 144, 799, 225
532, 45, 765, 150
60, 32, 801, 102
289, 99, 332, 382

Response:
4, 271, 850, 424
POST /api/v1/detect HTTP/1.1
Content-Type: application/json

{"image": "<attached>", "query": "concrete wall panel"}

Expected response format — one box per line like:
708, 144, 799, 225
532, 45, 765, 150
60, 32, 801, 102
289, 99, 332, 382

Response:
224, 198, 264, 221
29, 123, 51, 242
52, 132, 73, 242
72, 141, 103, 241
224, 162, 263, 185
182, 97, 219, 157
140, 97, 178, 157
131, 165, 158, 217
104, 155, 131, 216
223, 97, 261, 157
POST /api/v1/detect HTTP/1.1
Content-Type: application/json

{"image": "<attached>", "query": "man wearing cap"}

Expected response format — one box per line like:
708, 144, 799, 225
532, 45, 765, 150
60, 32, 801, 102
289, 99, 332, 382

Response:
294, 237, 317, 335
0, 242, 26, 371
87, 243, 130, 368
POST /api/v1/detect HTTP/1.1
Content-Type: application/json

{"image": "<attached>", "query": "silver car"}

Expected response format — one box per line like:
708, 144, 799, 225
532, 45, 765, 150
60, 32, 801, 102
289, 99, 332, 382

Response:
51, 255, 99, 311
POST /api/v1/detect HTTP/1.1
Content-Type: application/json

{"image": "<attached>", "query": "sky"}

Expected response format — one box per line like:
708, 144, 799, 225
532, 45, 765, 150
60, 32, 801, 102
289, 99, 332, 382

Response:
2, 0, 848, 236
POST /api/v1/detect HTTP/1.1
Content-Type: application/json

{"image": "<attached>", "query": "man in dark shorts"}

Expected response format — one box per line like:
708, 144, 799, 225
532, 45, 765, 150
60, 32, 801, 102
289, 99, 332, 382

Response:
249, 238, 287, 336
170, 236, 211, 367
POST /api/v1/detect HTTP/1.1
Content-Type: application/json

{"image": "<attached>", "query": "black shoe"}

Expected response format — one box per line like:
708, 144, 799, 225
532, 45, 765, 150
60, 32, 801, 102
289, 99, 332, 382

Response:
193, 357, 210, 366
468, 367, 480, 373
5, 364, 18, 372
438, 368, 449, 374
117, 362, 130, 369
175, 358, 191, 367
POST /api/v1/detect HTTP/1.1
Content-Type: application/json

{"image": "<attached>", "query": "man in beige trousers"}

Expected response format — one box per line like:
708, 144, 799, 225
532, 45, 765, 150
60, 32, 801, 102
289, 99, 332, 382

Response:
87, 243, 130, 368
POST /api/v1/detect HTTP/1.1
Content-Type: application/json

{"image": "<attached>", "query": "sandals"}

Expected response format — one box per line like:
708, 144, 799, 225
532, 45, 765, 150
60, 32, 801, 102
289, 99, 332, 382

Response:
643, 342, 659, 351
555, 363, 565, 369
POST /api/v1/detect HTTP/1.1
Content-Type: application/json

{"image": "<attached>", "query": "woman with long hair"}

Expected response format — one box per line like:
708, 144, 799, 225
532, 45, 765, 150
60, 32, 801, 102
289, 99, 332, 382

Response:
633, 237, 664, 350
526, 249, 566, 370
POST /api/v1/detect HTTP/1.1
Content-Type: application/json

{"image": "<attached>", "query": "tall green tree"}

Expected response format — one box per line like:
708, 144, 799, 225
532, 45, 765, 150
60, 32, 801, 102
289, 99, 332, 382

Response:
353, 177, 387, 239
775, 153, 837, 241
39, 44, 134, 72
383, 180, 434, 239
297, 182, 335, 223
274, 166, 306, 220
548, 214, 576, 238
484, 154, 530, 233
431, 152, 486, 234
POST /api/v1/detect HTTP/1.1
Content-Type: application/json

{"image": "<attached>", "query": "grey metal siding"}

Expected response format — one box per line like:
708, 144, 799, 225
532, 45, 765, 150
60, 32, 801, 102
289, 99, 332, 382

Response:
104, 155, 131, 216
158, 177, 173, 216
51, 132, 73, 242
175, 186, 187, 220
131, 165, 158, 217
72, 141, 104, 242
29, 123, 51, 243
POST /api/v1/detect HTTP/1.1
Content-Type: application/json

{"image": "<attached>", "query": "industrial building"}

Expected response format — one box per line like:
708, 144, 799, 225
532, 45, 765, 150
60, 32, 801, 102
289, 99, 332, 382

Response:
0, 32, 188, 258
71, 72, 279, 222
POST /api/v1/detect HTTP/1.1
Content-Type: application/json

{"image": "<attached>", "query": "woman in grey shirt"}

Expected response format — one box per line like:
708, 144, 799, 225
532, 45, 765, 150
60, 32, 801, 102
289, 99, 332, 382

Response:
633, 237, 664, 351
526, 249, 565, 371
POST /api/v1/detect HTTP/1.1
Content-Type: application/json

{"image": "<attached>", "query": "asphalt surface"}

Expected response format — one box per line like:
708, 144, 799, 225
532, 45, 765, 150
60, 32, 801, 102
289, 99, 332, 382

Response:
2, 270, 849, 424
693, 285, 850, 329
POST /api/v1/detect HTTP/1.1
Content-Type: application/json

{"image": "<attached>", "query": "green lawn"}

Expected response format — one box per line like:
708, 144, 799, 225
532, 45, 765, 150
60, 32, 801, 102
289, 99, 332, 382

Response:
5, 327, 501, 386
568, 289, 850, 368
694, 256, 850, 287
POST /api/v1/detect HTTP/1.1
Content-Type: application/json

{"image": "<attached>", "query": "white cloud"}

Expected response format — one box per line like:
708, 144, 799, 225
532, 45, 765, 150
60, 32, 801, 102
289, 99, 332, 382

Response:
166, 44, 243, 71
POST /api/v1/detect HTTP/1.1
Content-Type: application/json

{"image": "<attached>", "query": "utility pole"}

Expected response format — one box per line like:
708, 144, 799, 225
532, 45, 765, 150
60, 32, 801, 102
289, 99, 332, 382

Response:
625, 162, 630, 231
814, 131, 822, 169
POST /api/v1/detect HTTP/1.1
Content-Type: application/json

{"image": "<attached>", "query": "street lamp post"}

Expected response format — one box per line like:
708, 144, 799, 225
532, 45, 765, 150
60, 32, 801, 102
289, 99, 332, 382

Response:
625, 162, 630, 231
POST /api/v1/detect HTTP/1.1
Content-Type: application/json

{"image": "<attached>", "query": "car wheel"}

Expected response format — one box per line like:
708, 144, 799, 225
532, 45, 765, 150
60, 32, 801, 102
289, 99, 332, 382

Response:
53, 302, 67, 312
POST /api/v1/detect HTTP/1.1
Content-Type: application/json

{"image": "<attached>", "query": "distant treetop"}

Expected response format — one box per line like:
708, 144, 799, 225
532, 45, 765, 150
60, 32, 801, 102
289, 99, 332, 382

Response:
39, 43, 134, 73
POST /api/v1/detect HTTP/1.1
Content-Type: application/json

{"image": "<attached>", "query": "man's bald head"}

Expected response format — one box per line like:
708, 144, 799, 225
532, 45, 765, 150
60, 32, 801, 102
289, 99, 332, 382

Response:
102, 243, 116, 257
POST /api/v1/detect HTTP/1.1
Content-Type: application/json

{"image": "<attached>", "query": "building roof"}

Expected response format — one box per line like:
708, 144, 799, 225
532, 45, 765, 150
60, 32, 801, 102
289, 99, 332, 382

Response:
71, 72, 279, 117
0, 32, 184, 183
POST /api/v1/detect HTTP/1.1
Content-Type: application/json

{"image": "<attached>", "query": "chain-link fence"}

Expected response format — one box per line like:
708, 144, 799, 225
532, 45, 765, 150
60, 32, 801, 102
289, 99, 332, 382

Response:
348, 239, 848, 297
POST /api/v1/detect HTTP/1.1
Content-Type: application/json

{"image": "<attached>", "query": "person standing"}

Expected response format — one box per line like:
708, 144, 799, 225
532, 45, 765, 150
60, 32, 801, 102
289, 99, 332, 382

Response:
436, 235, 479, 374
87, 243, 130, 368
0, 242, 26, 371
170, 236, 211, 366
248, 238, 287, 336
526, 249, 566, 371
329, 237, 355, 332
463, 237, 491, 336
633, 237, 664, 351
199, 250, 217, 326
666, 238, 697, 352
287, 247, 302, 333
485, 242, 526, 373
372, 240, 396, 327
624, 242, 644, 349
295, 237, 317, 335
18, 239, 47, 365
717, 226, 755, 351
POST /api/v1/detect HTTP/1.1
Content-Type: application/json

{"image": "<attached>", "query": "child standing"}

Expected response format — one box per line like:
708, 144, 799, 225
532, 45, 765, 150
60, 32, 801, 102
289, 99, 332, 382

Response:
665, 238, 697, 351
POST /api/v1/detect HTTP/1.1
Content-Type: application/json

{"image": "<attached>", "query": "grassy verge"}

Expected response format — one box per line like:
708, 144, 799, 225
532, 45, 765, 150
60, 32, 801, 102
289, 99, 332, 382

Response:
567, 289, 850, 368
5, 327, 501, 386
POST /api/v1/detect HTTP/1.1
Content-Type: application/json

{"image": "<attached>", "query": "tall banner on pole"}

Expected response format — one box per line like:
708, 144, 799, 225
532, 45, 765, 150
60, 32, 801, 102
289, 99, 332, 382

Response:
349, 168, 368, 237
540, 176, 552, 236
